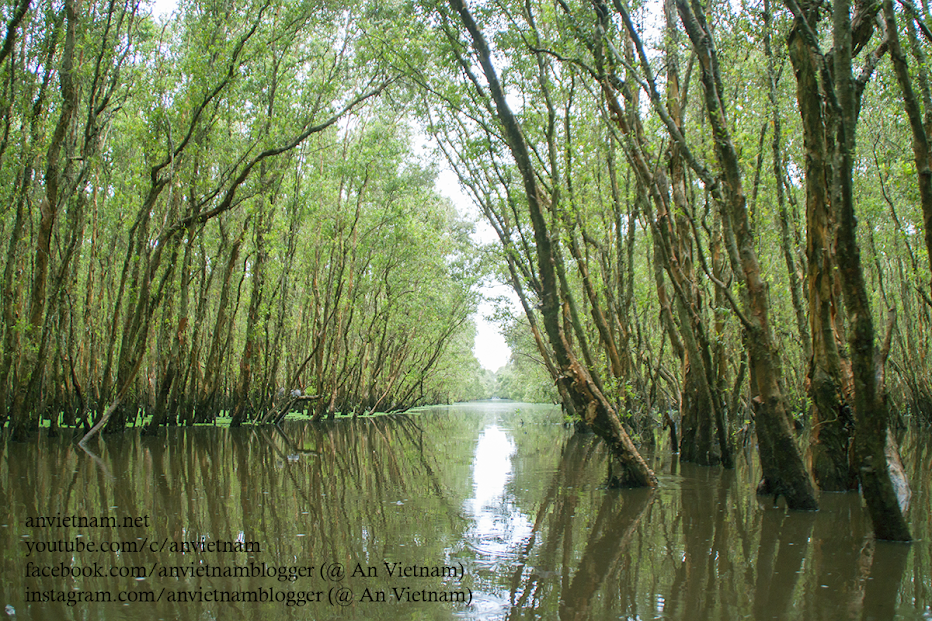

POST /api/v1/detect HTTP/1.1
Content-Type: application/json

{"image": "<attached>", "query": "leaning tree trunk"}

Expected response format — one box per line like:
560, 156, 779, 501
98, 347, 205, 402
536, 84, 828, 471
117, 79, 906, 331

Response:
449, 0, 656, 487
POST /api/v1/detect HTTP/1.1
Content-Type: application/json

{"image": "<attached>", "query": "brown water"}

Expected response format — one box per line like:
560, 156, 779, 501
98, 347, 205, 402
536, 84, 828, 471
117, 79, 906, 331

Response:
0, 400, 929, 620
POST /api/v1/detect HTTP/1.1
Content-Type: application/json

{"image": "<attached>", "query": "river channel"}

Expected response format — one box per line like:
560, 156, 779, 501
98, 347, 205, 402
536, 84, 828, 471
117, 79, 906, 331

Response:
1, 400, 929, 619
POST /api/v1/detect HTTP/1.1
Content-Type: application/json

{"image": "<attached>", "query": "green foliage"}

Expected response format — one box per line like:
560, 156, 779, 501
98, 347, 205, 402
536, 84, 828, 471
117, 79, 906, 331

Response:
0, 0, 490, 432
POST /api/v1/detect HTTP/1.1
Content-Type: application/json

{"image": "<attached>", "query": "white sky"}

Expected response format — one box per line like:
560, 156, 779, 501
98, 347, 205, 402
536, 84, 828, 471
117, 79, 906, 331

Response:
434, 169, 513, 373
151, 0, 178, 18
150, 0, 176, 18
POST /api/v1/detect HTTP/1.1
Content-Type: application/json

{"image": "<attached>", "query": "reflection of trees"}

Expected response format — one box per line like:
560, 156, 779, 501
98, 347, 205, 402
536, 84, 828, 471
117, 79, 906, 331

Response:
229, 415, 471, 570
0, 416, 471, 620
507, 434, 600, 617
799, 491, 913, 620
804, 493, 869, 619
861, 541, 910, 621
497, 439, 920, 621
500, 434, 655, 620
0, 413, 926, 620
661, 463, 738, 619
558, 487, 654, 621
904, 428, 930, 612
752, 506, 814, 619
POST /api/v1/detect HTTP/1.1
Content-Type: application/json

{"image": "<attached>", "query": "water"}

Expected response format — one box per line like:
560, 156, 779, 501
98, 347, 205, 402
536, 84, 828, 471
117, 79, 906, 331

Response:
0, 400, 929, 620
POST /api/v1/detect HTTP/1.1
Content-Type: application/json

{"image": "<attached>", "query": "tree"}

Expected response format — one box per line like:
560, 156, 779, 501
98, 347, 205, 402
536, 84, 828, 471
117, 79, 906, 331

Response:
429, 0, 657, 487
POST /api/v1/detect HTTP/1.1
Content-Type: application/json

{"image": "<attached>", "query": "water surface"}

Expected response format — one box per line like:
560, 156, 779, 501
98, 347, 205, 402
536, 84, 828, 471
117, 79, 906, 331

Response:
0, 400, 929, 619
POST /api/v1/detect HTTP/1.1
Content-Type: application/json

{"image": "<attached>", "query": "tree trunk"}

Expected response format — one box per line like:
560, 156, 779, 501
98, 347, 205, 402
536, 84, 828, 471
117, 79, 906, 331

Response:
787, 8, 857, 492
449, 0, 656, 487
885, 0, 932, 301
9, 0, 78, 440
764, 0, 811, 361
231, 202, 272, 427
674, 0, 818, 508
832, 0, 911, 541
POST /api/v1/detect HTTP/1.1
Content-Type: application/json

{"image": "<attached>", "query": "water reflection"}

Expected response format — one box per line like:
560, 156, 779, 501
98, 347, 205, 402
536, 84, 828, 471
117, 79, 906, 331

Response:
0, 403, 929, 620
466, 423, 532, 616
471, 425, 517, 513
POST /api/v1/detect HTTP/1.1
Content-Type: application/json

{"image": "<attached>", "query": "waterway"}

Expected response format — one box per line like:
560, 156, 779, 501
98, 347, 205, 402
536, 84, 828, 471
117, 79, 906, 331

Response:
0, 400, 929, 619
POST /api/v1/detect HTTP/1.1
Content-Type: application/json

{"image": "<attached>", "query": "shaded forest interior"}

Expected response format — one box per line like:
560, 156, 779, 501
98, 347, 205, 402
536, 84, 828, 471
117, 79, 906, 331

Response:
0, 0, 931, 534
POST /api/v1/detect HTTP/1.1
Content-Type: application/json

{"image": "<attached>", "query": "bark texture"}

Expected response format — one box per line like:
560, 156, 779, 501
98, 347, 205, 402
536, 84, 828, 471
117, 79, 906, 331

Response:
450, 0, 656, 487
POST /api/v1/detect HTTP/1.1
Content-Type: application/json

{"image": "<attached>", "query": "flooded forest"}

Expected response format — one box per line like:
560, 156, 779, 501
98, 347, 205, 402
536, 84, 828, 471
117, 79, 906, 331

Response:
0, 0, 932, 616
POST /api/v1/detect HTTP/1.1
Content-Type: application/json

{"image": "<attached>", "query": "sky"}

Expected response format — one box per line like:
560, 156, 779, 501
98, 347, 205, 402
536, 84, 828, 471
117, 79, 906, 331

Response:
433, 169, 514, 373
151, 0, 175, 19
